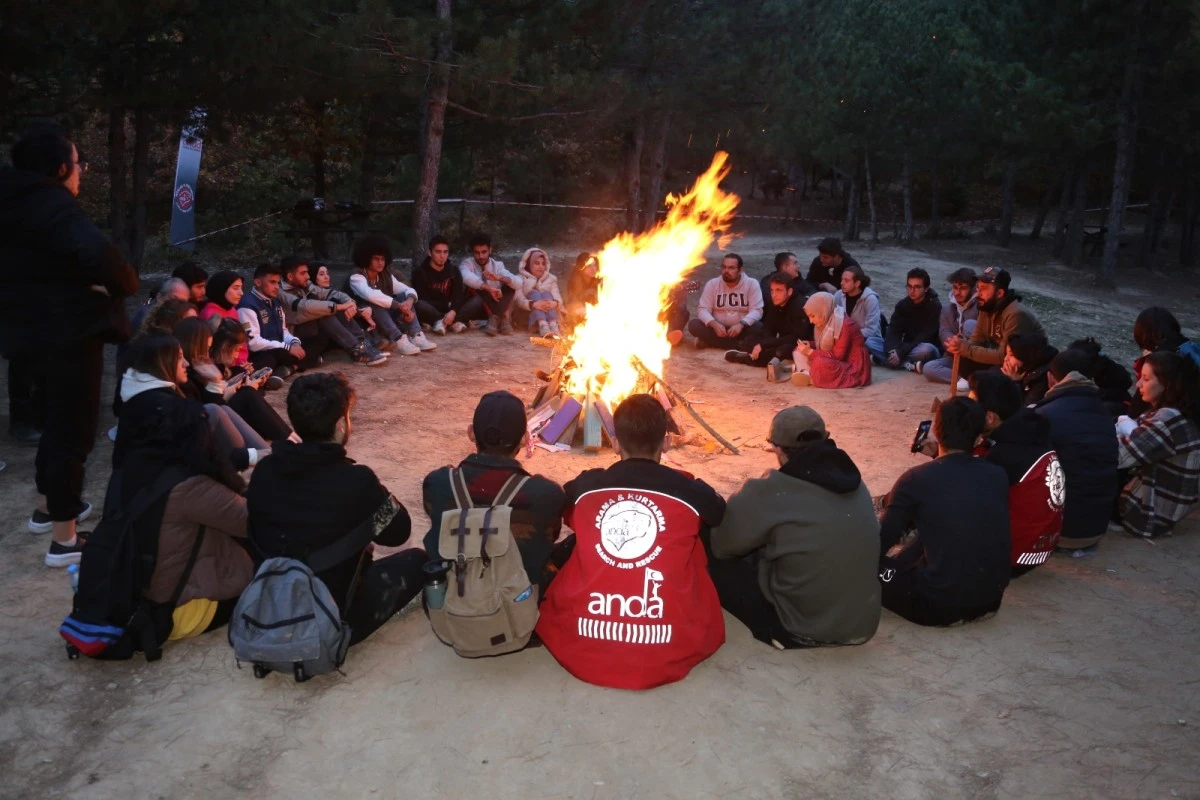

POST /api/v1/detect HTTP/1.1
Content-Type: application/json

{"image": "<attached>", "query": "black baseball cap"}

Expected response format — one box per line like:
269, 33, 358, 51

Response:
978, 267, 1011, 291
472, 391, 527, 450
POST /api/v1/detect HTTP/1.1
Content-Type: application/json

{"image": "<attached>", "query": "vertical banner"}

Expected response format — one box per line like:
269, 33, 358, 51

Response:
169, 108, 206, 250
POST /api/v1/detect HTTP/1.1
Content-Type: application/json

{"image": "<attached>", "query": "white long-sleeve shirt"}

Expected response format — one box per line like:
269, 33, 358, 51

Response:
459, 257, 519, 292
696, 274, 764, 327
347, 272, 417, 310
237, 306, 300, 352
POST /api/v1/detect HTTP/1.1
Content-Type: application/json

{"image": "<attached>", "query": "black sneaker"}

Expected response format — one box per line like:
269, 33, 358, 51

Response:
352, 343, 388, 367
45, 533, 89, 568
29, 502, 92, 534
724, 350, 753, 365
9, 422, 41, 447
274, 365, 294, 380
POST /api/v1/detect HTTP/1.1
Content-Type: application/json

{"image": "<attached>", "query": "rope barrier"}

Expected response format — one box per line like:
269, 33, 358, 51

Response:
169, 210, 286, 247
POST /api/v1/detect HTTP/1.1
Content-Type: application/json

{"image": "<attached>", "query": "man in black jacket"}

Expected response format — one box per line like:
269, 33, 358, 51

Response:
882, 268, 942, 371
759, 252, 813, 301
411, 236, 471, 334
725, 272, 814, 376
248, 373, 425, 646
1033, 348, 1120, 551
878, 397, 1011, 626
0, 122, 139, 565
806, 237, 860, 294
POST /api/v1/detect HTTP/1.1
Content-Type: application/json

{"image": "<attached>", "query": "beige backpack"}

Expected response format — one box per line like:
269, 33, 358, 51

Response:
429, 469, 539, 657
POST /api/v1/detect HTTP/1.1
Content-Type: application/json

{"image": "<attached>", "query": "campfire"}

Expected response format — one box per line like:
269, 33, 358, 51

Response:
529, 153, 741, 455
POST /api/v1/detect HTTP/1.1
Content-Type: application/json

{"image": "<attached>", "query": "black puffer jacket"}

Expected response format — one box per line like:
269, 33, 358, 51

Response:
884, 289, 942, 361
1032, 374, 1119, 542
0, 165, 138, 352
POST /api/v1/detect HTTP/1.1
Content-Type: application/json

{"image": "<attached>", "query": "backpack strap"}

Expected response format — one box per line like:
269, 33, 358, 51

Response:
450, 468, 474, 509
139, 524, 208, 663
493, 474, 530, 508
306, 501, 394, 576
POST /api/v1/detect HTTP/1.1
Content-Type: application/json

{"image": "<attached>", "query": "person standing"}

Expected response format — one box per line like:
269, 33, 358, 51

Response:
0, 122, 138, 566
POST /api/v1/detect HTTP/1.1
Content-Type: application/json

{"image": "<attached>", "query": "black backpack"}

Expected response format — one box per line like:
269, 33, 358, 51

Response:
59, 466, 205, 662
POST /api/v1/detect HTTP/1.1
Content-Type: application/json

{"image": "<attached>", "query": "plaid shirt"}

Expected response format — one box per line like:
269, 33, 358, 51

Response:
1118, 408, 1200, 538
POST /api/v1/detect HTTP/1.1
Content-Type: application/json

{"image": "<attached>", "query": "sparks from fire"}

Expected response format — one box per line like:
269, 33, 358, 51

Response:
563, 152, 740, 407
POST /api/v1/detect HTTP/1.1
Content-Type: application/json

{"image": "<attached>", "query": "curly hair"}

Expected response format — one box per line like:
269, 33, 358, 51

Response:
352, 235, 394, 270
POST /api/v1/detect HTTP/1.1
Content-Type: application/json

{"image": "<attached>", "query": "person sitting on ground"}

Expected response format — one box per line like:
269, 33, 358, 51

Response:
760, 251, 814, 302
460, 232, 521, 336
238, 262, 313, 377
280, 255, 386, 367
924, 267, 980, 384
969, 369, 1063, 574
564, 252, 600, 329
707, 406, 880, 648
411, 235, 470, 335
346, 235, 435, 356
725, 271, 813, 379
877, 397, 1010, 626
687, 252, 764, 350
175, 317, 294, 443
104, 334, 254, 640
834, 264, 885, 362
1129, 307, 1200, 416
1032, 347, 1119, 552
422, 390, 566, 599
1115, 351, 1200, 538
210, 318, 283, 394
515, 247, 564, 338
806, 237, 860, 294
249, 372, 426, 647
794, 292, 871, 389
537, 394, 726, 690
1003, 332, 1058, 404
172, 261, 208, 305
199, 270, 250, 369
136, 296, 197, 336
941, 267, 1044, 393
313, 263, 333, 290
661, 280, 693, 348
1066, 337, 1132, 418
128, 277, 191, 345
882, 268, 942, 372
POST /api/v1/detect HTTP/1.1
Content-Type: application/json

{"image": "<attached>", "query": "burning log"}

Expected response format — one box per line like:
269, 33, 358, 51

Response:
632, 357, 739, 455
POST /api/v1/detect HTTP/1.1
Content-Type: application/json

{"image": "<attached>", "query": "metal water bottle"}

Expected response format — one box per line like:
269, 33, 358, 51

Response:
422, 560, 451, 610
67, 564, 80, 594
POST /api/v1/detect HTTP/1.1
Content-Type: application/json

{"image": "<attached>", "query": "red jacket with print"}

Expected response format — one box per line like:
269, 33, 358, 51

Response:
537, 458, 726, 690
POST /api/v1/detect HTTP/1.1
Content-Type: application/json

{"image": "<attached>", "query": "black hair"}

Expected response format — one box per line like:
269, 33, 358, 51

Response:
613, 394, 668, 457
1049, 347, 1096, 380
253, 262, 282, 279
722, 253, 744, 270
947, 267, 977, 287
907, 268, 931, 288
842, 263, 871, 290
767, 271, 794, 288
11, 120, 74, 179
1143, 351, 1200, 421
280, 254, 308, 276
1067, 337, 1103, 358
779, 430, 828, 462
352, 235, 394, 269
968, 369, 1022, 421
1007, 333, 1057, 370
205, 270, 244, 310
287, 372, 356, 442
429, 235, 450, 251
935, 396, 987, 453
210, 318, 247, 368
171, 261, 208, 287
774, 252, 797, 270
469, 232, 492, 249
1133, 307, 1184, 352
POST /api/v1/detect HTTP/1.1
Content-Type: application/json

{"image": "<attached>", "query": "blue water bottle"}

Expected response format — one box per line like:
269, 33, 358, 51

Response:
67, 564, 80, 594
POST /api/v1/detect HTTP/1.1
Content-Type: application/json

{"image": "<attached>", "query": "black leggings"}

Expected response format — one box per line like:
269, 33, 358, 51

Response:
345, 550, 426, 646
227, 388, 292, 442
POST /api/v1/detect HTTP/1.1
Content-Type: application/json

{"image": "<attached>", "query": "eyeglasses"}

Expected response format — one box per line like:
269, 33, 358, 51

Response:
74, 160, 89, 174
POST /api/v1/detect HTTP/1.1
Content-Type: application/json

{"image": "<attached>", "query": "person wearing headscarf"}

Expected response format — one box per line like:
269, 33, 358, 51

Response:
793, 292, 871, 389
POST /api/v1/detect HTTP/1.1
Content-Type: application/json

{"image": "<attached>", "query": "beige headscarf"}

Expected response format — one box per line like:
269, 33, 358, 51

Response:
805, 292, 845, 351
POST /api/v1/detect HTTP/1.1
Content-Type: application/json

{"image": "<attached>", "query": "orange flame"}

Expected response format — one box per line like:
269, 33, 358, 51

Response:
564, 152, 740, 406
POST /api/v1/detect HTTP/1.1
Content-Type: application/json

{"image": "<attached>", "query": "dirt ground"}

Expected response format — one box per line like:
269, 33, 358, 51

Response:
2, 231, 1199, 800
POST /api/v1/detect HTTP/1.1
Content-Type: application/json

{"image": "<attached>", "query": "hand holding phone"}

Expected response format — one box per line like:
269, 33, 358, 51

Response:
911, 419, 933, 454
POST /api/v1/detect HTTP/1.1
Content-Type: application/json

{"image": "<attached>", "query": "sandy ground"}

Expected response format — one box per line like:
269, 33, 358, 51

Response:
1, 233, 1199, 799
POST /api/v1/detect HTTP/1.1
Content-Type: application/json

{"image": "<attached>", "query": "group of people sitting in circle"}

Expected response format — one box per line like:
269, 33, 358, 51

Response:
73, 269, 1199, 686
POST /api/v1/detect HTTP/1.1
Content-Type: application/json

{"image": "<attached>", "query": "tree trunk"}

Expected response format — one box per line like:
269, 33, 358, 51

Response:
930, 158, 940, 234
1101, 62, 1143, 286
1051, 164, 1075, 257
1181, 169, 1197, 267
411, 0, 453, 267
1065, 170, 1087, 266
1138, 150, 1166, 268
357, 103, 381, 230
640, 107, 672, 231
998, 157, 1017, 246
624, 114, 645, 232
1029, 170, 1059, 240
842, 162, 860, 241
900, 154, 914, 243
864, 150, 878, 243
129, 106, 151, 269
107, 107, 128, 255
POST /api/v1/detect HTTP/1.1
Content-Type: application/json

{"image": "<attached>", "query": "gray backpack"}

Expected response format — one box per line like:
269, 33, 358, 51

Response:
229, 526, 370, 682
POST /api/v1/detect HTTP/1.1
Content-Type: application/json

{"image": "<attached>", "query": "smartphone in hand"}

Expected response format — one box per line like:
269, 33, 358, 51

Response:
250, 367, 273, 382
910, 419, 933, 454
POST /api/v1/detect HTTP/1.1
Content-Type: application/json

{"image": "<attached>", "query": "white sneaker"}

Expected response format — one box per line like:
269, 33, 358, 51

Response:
432, 320, 447, 335
450, 321, 467, 333
411, 331, 437, 351
395, 335, 421, 356
956, 378, 970, 393
537, 319, 551, 336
